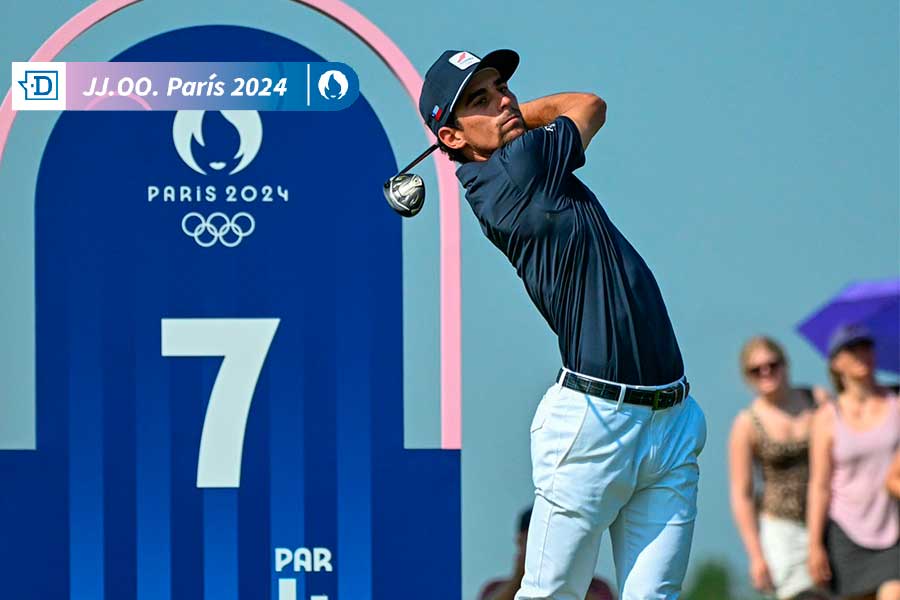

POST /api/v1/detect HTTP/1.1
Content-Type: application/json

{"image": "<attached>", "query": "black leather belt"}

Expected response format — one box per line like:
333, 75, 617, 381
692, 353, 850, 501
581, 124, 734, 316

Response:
557, 370, 689, 410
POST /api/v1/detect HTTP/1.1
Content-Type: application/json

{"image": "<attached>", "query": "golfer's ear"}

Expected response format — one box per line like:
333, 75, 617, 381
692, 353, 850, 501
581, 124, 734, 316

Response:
437, 125, 465, 150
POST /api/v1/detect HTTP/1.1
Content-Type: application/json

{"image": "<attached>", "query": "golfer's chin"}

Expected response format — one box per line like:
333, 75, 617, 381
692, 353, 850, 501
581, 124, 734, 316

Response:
501, 122, 526, 144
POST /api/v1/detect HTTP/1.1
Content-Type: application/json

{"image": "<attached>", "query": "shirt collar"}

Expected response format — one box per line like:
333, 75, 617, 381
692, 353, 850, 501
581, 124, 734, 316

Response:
456, 160, 486, 189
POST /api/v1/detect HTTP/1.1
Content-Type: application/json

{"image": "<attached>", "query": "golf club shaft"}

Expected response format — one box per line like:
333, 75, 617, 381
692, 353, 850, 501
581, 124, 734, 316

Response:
396, 144, 439, 176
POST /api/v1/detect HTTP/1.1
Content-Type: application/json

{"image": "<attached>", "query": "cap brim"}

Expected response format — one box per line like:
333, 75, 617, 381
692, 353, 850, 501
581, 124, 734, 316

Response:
476, 49, 519, 82
828, 334, 876, 358
445, 49, 520, 119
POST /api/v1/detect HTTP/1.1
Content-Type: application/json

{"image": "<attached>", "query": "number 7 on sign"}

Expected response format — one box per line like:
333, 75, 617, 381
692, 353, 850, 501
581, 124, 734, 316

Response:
161, 318, 279, 488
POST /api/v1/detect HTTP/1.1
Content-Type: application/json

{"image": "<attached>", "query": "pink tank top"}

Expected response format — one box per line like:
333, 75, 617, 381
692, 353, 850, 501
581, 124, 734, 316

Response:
828, 395, 900, 549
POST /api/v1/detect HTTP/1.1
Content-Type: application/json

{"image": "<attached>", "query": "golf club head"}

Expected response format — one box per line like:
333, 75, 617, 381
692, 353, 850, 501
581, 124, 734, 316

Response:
383, 173, 425, 218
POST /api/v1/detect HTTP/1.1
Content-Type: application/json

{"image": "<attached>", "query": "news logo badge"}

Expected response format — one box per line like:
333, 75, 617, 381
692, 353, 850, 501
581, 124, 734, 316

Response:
12, 62, 67, 111
21, 71, 57, 99
317, 69, 349, 100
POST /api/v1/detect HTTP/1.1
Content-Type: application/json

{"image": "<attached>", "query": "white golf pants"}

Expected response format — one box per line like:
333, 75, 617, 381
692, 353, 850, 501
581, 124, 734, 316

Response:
515, 377, 707, 600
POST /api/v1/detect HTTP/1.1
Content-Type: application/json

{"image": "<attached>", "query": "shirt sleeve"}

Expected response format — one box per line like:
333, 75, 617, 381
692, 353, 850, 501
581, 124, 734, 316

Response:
500, 115, 586, 197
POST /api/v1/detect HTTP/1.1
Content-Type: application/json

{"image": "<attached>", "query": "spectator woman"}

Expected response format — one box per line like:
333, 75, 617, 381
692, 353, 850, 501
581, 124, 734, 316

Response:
729, 336, 827, 598
807, 325, 900, 600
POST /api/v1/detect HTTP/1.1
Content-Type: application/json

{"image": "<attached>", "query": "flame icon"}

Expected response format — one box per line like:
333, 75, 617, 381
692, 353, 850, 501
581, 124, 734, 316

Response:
317, 70, 349, 100
172, 110, 263, 175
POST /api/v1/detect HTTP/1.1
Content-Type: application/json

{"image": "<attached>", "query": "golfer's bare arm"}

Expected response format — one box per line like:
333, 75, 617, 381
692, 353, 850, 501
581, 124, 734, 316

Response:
520, 93, 607, 149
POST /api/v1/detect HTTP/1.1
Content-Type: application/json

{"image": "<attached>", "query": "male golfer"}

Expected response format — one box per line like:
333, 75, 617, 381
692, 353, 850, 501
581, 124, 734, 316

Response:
418, 49, 707, 599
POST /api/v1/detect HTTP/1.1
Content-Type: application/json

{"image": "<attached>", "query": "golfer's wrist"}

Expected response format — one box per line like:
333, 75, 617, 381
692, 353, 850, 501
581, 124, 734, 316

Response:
520, 99, 561, 129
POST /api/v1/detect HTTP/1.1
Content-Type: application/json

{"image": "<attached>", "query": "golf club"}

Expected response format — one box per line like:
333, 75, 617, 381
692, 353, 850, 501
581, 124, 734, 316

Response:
383, 143, 439, 217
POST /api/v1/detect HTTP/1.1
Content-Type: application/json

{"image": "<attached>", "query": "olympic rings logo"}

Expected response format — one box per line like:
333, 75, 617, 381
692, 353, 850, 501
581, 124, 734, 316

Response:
181, 212, 256, 248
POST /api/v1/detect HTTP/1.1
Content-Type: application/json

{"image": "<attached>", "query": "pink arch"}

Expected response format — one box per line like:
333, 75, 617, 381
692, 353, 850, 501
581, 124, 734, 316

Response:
0, 0, 463, 449
85, 92, 153, 110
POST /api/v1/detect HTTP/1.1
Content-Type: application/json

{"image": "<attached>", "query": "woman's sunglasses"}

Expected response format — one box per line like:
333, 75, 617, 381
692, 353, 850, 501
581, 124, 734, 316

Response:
745, 360, 782, 378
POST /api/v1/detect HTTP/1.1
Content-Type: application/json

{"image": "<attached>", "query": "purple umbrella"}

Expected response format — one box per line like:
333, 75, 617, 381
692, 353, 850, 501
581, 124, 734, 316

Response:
797, 277, 900, 374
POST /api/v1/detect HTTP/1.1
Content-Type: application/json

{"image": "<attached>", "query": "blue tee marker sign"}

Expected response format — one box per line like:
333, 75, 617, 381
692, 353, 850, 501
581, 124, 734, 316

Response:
0, 25, 461, 600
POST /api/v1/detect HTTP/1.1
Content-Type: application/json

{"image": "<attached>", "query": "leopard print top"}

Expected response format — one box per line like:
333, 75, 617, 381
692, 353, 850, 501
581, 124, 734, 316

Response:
750, 389, 816, 523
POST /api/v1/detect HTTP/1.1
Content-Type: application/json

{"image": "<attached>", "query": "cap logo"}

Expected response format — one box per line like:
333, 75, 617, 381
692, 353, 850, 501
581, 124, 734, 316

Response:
431, 104, 443, 121
449, 51, 480, 70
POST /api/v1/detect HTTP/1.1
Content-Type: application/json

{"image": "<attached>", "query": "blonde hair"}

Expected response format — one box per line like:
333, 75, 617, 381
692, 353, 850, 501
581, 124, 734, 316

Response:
739, 336, 789, 382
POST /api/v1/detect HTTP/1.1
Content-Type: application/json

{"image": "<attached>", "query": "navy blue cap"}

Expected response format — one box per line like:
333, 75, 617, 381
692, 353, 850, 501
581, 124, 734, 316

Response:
418, 49, 519, 136
827, 324, 875, 358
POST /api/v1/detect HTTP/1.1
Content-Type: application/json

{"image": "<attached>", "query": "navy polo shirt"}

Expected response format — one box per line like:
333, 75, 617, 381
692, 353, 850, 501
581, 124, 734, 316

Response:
456, 116, 684, 385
